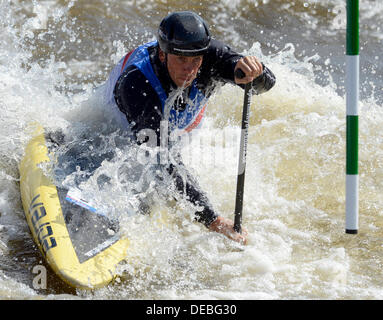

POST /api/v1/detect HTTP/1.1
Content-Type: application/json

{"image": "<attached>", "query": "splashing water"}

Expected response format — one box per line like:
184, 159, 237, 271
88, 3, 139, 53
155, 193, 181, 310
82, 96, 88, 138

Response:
0, 0, 382, 300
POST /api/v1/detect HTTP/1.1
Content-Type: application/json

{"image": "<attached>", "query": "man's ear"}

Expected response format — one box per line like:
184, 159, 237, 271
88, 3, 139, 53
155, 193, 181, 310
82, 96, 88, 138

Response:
158, 47, 166, 63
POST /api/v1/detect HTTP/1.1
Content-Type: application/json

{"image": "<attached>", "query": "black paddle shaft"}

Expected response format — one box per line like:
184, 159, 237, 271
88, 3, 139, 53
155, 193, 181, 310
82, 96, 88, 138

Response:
233, 69, 252, 233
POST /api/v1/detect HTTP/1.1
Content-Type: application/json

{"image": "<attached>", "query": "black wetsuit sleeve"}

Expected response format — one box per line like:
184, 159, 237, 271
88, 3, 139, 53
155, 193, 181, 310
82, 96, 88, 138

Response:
248, 63, 276, 94
166, 162, 218, 227
202, 39, 276, 95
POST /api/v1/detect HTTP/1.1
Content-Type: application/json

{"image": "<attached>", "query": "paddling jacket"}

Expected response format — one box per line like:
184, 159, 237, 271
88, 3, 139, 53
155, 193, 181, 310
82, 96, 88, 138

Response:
107, 39, 276, 227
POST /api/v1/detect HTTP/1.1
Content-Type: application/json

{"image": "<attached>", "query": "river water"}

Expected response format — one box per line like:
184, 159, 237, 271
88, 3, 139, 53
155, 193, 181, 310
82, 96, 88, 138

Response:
0, 0, 382, 300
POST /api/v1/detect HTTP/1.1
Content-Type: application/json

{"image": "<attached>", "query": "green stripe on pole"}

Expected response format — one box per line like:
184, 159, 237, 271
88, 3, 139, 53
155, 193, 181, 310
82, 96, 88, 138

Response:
347, 0, 359, 55
346, 115, 358, 175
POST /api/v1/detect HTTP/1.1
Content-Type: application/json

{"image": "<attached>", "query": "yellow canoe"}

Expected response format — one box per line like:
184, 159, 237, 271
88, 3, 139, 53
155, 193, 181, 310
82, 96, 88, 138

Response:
19, 126, 130, 290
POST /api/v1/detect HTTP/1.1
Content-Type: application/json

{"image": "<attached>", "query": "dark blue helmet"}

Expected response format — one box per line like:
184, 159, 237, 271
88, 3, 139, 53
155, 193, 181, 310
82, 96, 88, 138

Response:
158, 11, 211, 57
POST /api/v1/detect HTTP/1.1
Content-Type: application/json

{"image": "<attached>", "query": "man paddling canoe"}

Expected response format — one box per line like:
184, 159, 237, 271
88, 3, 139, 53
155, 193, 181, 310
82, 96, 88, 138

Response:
102, 11, 276, 244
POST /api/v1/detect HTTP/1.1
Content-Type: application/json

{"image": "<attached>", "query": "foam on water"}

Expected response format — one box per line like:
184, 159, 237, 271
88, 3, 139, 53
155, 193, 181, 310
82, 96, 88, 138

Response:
0, 0, 383, 299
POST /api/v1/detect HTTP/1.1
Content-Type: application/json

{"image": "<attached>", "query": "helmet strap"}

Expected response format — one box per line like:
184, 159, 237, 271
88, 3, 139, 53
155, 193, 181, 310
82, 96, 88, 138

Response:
164, 53, 168, 68
158, 46, 168, 67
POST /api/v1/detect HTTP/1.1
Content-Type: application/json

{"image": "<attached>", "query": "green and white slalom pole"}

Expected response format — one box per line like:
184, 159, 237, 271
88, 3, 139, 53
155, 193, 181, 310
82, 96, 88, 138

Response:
345, 0, 359, 234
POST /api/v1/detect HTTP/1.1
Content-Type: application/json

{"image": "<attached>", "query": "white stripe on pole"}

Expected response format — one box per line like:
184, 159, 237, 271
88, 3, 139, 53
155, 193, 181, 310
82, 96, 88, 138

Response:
346, 175, 359, 231
346, 55, 359, 116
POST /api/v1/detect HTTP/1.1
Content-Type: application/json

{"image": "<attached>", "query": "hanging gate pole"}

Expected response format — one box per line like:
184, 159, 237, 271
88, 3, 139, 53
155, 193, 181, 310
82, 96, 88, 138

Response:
345, 0, 359, 234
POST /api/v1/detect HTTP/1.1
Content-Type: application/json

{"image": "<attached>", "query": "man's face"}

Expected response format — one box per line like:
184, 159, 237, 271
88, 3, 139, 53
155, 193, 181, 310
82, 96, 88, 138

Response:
160, 51, 203, 88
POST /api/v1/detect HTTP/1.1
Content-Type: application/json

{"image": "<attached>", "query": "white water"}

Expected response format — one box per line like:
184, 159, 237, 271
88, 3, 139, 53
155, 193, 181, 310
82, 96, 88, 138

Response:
0, 0, 383, 300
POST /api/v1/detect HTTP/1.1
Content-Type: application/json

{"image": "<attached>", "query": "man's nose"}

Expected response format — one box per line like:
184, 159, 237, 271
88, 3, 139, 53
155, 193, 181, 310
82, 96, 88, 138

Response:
183, 62, 196, 73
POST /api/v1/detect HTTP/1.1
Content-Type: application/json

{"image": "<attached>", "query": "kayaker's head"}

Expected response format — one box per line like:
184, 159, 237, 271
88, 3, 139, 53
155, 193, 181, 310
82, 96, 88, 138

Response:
157, 11, 211, 88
